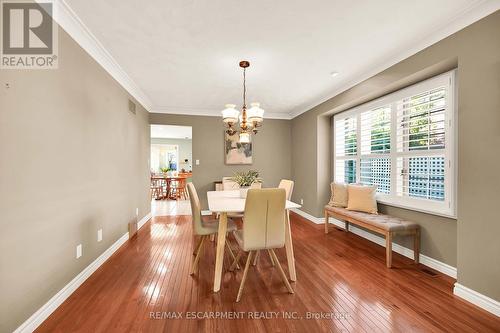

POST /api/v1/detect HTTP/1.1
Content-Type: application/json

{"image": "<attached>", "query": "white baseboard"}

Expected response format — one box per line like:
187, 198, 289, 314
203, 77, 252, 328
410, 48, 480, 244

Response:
138, 212, 152, 230
201, 210, 213, 216
290, 208, 324, 224
290, 208, 457, 278
453, 283, 500, 317
14, 212, 152, 333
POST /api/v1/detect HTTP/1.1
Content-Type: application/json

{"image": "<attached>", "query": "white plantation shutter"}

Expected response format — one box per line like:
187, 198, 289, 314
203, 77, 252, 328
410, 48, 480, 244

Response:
395, 84, 448, 206
396, 156, 445, 201
360, 158, 391, 194
359, 105, 391, 193
335, 117, 357, 157
334, 117, 357, 184
361, 106, 391, 155
335, 159, 357, 184
396, 87, 446, 152
333, 71, 456, 217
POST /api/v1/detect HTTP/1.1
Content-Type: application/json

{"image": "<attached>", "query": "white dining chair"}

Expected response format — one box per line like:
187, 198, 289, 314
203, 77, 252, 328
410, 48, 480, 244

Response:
221, 177, 262, 220
229, 188, 294, 302
278, 179, 294, 201
186, 183, 239, 275
222, 177, 239, 190
253, 179, 294, 266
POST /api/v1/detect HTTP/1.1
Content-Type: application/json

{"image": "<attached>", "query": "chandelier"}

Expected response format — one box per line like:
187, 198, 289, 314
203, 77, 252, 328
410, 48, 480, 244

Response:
221, 61, 264, 143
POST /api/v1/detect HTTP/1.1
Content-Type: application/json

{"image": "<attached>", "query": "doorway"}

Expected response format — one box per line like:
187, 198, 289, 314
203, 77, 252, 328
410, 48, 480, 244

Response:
150, 124, 193, 216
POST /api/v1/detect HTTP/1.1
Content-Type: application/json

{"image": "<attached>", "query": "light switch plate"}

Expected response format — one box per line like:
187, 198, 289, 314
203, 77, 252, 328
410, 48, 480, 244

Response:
76, 244, 82, 259
97, 229, 103, 242
300, 199, 304, 205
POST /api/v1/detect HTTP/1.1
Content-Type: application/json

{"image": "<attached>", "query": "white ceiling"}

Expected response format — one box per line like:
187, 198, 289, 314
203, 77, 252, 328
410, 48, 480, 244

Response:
151, 125, 192, 139
64, 0, 497, 118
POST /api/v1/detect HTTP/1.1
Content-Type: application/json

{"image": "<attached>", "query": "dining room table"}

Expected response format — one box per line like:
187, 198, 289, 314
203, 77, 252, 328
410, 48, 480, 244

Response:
207, 189, 301, 292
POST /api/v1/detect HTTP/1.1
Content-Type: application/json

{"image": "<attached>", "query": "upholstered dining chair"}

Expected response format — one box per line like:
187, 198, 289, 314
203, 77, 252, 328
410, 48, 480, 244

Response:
186, 183, 239, 275
222, 177, 239, 190
229, 188, 294, 302
253, 179, 295, 266
221, 177, 262, 220
278, 179, 294, 201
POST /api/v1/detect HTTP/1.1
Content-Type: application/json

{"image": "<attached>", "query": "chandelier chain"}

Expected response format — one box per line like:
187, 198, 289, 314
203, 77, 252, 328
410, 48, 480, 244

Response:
243, 67, 246, 108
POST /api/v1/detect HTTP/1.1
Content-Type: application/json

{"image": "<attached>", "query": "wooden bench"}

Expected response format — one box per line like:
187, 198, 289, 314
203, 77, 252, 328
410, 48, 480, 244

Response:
324, 205, 420, 268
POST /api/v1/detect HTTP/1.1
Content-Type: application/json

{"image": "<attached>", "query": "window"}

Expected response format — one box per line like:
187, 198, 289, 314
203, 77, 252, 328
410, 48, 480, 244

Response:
150, 144, 179, 172
333, 71, 456, 217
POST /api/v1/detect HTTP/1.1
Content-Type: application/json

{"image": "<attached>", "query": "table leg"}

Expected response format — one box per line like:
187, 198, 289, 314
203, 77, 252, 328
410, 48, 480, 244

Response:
284, 210, 296, 281
213, 212, 228, 292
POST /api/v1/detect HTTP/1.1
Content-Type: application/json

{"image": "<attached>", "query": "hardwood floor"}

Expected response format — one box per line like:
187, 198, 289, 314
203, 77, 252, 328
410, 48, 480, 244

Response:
151, 198, 191, 216
36, 212, 499, 333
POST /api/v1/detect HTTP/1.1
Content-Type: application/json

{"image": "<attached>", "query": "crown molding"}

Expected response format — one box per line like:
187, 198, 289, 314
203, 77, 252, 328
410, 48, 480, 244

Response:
38, 0, 153, 110
41, 0, 498, 120
289, 0, 500, 119
42, 0, 293, 119
151, 106, 293, 120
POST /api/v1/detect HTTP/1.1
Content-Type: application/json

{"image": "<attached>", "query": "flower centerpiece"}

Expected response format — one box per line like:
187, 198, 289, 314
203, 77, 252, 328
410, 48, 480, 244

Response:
230, 170, 262, 198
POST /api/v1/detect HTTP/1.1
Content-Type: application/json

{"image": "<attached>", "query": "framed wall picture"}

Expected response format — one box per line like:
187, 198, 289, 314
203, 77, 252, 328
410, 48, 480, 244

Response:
224, 132, 252, 164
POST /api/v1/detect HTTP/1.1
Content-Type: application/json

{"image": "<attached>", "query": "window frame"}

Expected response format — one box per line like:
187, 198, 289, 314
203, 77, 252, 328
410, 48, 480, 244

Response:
333, 70, 457, 218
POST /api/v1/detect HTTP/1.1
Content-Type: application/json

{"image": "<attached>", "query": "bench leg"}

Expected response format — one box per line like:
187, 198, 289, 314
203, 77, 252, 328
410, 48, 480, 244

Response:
345, 221, 349, 232
414, 229, 420, 264
386, 232, 393, 268
324, 210, 329, 234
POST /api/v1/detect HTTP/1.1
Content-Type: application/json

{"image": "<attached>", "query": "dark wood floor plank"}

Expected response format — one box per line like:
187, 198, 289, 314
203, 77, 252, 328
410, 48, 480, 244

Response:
35, 212, 500, 333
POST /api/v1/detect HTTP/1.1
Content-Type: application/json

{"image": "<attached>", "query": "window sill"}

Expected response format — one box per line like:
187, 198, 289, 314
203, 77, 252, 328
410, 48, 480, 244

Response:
376, 199, 457, 220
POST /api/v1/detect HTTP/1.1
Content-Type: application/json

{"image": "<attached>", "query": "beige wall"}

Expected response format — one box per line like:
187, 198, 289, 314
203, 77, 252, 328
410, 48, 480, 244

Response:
0, 29, 151, 332
150, 113, 292, 209
291, 11, 500, 300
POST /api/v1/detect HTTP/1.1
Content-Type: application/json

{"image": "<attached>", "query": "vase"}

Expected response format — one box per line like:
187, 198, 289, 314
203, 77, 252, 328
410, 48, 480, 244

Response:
239, 186, 250, 198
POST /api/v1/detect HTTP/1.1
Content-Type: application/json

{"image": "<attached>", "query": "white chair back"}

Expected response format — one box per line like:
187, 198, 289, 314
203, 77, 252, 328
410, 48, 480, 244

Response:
278, 179, 294, 200
186, 183, 210, 236
222, 176, 240, 190
250, 182, 262, 189
242, 189, 286, 251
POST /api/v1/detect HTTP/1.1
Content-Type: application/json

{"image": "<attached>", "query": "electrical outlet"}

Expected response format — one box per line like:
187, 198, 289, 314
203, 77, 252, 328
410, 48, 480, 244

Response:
195, 159, 200, 165
97, 229, 103, 242
300, 199, 304, 205
76, 244, 82, 259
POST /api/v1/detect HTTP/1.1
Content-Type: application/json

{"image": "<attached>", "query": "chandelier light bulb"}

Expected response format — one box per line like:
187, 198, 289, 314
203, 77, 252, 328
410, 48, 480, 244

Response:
239, 132, 250, 143
247, 102, 264, 123
222, 104, 239, 124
